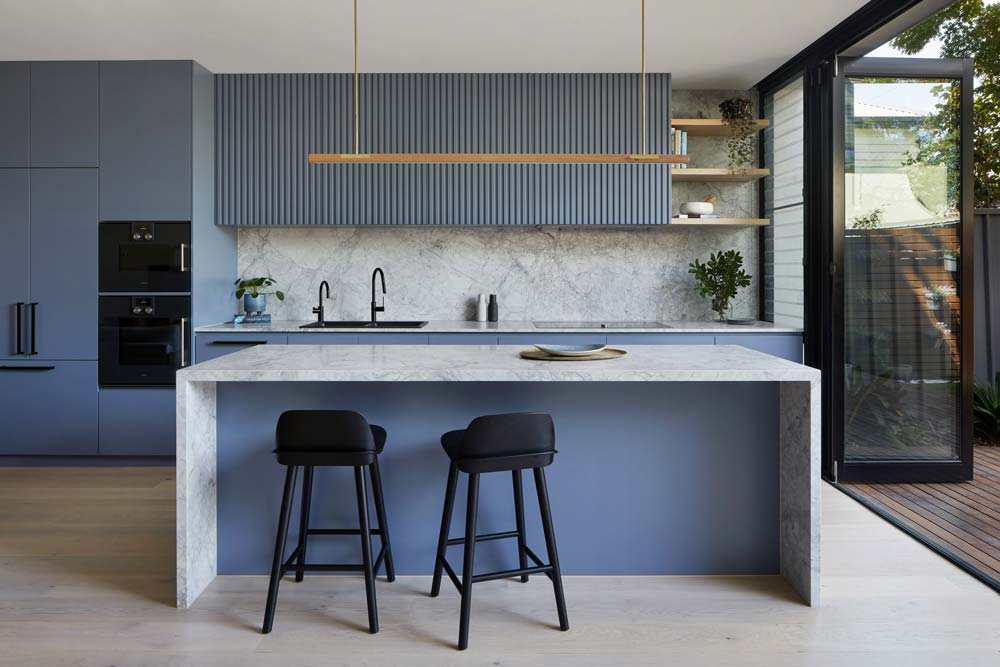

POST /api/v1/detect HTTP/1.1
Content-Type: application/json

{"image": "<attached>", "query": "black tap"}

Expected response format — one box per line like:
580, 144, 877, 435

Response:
371, 268, 386, 323
313, 280, 330, 324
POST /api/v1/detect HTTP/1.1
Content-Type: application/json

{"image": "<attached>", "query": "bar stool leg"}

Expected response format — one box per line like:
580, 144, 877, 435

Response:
512, 470, 529, 583
295, 466, 314, 582
354, 465, 379, 634
458, 472, 480, 651
430, 462, 459, 597
369, 458, 395, 582
262, 466, 298, 634
534, 467, 569, 631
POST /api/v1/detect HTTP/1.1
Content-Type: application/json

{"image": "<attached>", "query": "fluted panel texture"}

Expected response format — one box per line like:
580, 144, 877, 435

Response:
216, 73, 671, 225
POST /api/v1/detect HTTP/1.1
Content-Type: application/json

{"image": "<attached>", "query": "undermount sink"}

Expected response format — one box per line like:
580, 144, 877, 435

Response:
299, 320, 428, 329
533, 321, 672, 329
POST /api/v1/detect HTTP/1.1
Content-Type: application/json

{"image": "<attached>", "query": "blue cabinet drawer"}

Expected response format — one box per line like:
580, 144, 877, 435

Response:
714, 334, 803, 363
428, 333, 500, 345
358, 333, 428, 344
287, 333, 359, 344
0, 360, 97, 455
498, 333, 608, 345
607, 334, 715, 345
99, 387, 175, 456
195, 333, 288, 362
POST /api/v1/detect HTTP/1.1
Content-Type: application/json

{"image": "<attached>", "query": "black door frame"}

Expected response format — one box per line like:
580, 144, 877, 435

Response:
830, 56, 975, 482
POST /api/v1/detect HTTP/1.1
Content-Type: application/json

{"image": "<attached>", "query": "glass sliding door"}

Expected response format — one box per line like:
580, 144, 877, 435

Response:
833, 57, 974, 482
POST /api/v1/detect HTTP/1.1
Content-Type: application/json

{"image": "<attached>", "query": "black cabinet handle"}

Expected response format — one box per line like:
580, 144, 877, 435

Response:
29, 302, 38, 356
15, 302, 24, 355
0, 365, 55, 371
208, 340, 268, 346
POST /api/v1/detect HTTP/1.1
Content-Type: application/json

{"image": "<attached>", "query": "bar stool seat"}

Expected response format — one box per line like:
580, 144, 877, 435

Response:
262, 411, 394, 636
432, 413, 569, 650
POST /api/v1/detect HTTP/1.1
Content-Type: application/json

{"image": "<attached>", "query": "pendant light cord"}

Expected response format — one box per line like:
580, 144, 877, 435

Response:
641, 0, 646, 155
354, 0, 359, 155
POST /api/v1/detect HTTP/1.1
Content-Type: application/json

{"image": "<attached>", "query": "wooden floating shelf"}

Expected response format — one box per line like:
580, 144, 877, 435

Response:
671, 119, 770, 137
670, 218, 770, 227
671, 168, 769, 182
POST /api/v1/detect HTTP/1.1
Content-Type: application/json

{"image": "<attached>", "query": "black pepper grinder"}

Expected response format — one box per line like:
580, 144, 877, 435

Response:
487, 294, 499, 322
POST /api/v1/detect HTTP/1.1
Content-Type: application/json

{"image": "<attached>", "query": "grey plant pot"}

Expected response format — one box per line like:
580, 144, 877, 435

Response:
243, 293, 267, 315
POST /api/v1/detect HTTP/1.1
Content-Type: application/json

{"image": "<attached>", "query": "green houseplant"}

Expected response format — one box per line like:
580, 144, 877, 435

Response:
688, 250, 752, 322
234, 277, 285, 315
973, 373, 1000, 445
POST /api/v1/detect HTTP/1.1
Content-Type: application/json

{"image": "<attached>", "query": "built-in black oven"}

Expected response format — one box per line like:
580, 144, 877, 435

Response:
99, 296, 190, 386
99, 222, 191, 293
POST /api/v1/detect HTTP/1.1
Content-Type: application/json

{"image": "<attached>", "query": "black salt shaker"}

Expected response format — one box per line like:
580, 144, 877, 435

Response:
487, 294, 499, 322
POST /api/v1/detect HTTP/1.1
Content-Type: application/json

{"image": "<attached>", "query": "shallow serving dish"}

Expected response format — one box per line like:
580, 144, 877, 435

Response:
533, 343, 608, 356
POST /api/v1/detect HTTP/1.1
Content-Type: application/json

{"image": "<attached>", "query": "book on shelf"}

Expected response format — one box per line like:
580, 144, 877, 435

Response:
669, 128, 688, 168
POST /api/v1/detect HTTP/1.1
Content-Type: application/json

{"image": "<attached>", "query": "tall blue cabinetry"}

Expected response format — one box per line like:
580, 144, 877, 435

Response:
0, 62, 99, 455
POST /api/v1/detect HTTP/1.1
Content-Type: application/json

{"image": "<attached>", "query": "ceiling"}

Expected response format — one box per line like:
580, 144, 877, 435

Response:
0, 0, 871, 88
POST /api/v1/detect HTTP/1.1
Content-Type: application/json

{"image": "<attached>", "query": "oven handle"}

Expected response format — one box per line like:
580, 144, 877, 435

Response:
180, 243, 189, 272
180, 317, 189, 367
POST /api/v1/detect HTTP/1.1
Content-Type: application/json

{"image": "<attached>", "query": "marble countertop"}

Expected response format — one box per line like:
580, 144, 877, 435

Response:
194, 319, 803, 334
178, 343, 820, 383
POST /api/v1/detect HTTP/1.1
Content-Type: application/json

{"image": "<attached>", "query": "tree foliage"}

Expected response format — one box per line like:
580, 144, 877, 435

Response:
891, 0, 1000, 208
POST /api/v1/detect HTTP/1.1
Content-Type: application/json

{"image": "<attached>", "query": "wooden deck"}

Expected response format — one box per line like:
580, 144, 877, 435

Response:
842, 446, 1000, 590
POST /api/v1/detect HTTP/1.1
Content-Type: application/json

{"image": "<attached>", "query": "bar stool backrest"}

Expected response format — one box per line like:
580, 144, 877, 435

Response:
461, 412, 555, 461
275, 410, 375, 453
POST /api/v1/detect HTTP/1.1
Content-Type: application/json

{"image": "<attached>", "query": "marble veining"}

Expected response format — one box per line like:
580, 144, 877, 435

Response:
238, 226, 759, 322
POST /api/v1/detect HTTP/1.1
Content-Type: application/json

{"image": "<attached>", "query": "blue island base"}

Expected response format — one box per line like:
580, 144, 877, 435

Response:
217, 381, 779, 577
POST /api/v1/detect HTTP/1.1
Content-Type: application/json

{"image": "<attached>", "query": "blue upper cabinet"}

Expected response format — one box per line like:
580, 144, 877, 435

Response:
99, 61, 192, 220
215, 73, 671, 226
0, 63, 30, 167
30, 62, 99, 167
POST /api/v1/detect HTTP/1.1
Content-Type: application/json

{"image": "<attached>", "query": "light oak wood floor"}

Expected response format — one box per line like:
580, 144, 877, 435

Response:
0, 467, 997, 666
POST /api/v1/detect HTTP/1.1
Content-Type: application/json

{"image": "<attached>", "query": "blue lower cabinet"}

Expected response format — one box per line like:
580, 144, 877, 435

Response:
287, 333, 358, 344
498, 333, 608, 345
357, 333, 428, 344
0, 360, 97, 455
607, 333, 715, 345
714, 334, 803, 363
195, 333, 288, 362
99, 387, 175, 456
428, 333, 500, 345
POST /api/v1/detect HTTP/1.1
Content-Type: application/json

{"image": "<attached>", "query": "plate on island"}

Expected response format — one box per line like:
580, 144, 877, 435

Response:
534, 343, 608, 357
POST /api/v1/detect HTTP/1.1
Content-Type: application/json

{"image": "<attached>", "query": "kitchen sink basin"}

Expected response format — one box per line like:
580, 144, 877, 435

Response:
299, 321, 427, 329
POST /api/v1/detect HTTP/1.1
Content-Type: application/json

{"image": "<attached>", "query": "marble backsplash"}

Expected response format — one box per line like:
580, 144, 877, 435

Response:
237, 225, 758, 322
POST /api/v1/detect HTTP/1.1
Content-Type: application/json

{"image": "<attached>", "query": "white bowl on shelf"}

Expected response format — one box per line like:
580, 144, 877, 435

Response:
679, 201, 714, 216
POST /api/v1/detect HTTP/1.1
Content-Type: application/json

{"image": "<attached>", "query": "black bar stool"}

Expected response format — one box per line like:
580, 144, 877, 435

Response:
262, 410, 395, 635
430, 412, 569, 650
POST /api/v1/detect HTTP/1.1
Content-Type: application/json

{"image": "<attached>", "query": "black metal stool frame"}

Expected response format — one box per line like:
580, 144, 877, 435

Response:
262, 459, 395, 635
430, 460, 569, 650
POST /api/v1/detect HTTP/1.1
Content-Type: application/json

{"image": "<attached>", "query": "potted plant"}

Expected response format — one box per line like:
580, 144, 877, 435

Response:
923, 284, 956, 313
688, 250, 752, 322
235, 276, 285, 315
974, 373, 1000, 445
943, 248, 959, 272
718, 97, 755, 170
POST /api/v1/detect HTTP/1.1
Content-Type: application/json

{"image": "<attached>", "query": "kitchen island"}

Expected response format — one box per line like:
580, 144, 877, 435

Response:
176, 344, 820, 610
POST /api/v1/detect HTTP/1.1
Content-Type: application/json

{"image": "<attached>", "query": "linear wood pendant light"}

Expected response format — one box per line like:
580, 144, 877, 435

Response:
308, 0, 687, 165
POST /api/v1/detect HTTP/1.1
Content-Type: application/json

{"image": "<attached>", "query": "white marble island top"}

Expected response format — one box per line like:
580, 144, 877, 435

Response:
178, 343, 820, 383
